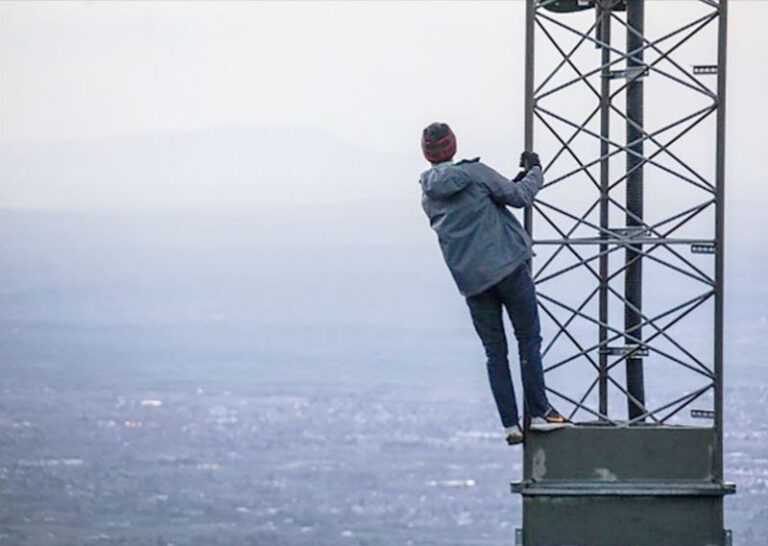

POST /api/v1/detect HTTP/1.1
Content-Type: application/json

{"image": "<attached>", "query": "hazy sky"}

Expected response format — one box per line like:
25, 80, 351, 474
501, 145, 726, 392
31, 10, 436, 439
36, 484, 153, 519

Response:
0, 1, 525, 152
2, 1, 764, 156
0, 0, 766, 218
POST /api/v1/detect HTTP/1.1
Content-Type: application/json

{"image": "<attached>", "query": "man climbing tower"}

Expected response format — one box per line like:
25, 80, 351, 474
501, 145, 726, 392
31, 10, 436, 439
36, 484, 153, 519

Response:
418, 121, 570, 445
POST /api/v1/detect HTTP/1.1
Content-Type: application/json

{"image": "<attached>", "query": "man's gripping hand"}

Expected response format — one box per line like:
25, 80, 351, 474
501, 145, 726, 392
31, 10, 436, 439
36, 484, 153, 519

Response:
519, 151, 541, 171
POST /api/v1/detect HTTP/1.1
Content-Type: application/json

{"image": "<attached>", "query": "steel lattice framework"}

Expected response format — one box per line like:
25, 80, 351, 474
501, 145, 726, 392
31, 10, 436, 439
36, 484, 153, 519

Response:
524, 0, 727, 448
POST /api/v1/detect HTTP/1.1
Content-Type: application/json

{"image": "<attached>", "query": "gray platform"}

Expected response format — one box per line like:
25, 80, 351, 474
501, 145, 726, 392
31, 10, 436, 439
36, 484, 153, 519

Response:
511, 425, 735, 546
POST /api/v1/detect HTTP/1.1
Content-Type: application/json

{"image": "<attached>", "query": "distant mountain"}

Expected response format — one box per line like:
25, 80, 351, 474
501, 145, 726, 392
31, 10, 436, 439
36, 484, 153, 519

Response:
0, 127, 425, 211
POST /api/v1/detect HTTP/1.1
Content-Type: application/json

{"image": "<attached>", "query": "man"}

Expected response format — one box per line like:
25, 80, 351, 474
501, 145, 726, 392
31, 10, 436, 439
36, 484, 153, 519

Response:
418, 121, 570, 445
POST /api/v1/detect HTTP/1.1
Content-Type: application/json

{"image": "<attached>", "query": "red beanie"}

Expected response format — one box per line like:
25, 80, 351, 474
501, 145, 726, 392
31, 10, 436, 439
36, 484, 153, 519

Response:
421, 122, 456, 164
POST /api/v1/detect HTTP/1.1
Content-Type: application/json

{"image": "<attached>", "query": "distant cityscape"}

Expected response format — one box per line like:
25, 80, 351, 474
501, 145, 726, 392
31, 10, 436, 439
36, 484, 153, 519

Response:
0, 209, 765, 545
0, 381, 765, 546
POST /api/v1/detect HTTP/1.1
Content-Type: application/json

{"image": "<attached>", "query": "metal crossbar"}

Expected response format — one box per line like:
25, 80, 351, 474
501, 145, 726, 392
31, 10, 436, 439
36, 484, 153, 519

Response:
536, 211, 714, 377
537, 291, 712, 378
533, 201, 714, 286
526, 0, 725, 440
537, 105, 716, 193
539, 104, 716, 192
535, 10, 717, 101
540, 289, 713, 376
536, 9, 717, 193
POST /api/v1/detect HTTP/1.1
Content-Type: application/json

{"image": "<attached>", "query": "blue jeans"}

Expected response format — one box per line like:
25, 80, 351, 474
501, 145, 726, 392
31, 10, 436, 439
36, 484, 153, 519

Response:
466, 265, 549, 428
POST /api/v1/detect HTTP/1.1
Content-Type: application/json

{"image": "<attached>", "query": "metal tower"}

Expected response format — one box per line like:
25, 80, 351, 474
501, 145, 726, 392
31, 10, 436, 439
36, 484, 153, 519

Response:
512, 1, 735, 544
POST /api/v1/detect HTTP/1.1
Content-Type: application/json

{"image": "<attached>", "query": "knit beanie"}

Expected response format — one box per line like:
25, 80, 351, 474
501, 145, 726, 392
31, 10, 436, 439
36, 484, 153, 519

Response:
421, 122, 456, 164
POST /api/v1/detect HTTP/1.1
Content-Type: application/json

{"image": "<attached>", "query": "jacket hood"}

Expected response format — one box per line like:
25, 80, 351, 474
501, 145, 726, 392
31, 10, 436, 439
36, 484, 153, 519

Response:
419, 163, 471, 200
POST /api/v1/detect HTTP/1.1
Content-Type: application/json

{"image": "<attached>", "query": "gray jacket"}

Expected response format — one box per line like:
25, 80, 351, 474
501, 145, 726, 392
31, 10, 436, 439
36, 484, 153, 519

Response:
419, 158, 542, 297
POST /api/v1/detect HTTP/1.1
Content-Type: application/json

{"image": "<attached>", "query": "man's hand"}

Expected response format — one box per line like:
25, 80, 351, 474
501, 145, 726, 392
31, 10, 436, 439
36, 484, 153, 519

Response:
519, 151, 541, 171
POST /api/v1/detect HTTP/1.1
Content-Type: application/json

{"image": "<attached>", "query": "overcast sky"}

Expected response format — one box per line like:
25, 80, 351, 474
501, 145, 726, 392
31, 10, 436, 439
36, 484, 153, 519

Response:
0, 0, 765, 216
1, 1, 763, 154
0, 1, 525, 153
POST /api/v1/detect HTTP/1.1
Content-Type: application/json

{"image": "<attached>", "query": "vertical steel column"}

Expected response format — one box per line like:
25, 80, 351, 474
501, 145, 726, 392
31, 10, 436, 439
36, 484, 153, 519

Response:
714, 0, 728, 483
598, 1, 612, 418
524, 0, 535, 241
522, 0, 536, 427
624, 0, 645, 421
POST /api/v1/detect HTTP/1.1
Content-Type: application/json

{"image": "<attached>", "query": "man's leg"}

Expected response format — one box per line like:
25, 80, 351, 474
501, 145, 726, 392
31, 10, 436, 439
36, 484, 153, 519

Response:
466, 287, 520, 428
499, 266, 550, 418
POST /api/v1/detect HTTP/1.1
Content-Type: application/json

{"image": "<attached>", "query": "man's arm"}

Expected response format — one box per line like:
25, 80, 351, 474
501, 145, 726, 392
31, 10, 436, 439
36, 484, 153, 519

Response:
477, 163, 543, 209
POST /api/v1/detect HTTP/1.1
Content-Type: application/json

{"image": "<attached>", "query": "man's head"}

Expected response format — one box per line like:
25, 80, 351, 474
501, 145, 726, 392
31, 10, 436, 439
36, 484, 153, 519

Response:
421, 122, 456, 164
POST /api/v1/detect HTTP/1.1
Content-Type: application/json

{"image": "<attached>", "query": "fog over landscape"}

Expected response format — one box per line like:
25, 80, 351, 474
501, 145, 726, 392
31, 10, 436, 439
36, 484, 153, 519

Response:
1, 127, 767, 545
1, 2, 767, 545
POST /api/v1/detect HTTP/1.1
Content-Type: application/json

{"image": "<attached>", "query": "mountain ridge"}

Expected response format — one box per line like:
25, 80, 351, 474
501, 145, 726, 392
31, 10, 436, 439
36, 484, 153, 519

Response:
0, 126, 422, 211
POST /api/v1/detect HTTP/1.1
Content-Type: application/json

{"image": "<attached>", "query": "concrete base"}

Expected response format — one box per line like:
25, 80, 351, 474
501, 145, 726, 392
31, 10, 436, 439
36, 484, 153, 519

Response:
512, 425, 734, 546
522, 495, 726, 546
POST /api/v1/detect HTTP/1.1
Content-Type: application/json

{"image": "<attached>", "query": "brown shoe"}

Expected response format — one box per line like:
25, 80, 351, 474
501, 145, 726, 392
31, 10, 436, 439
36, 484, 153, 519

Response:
529, 407, 572, 432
